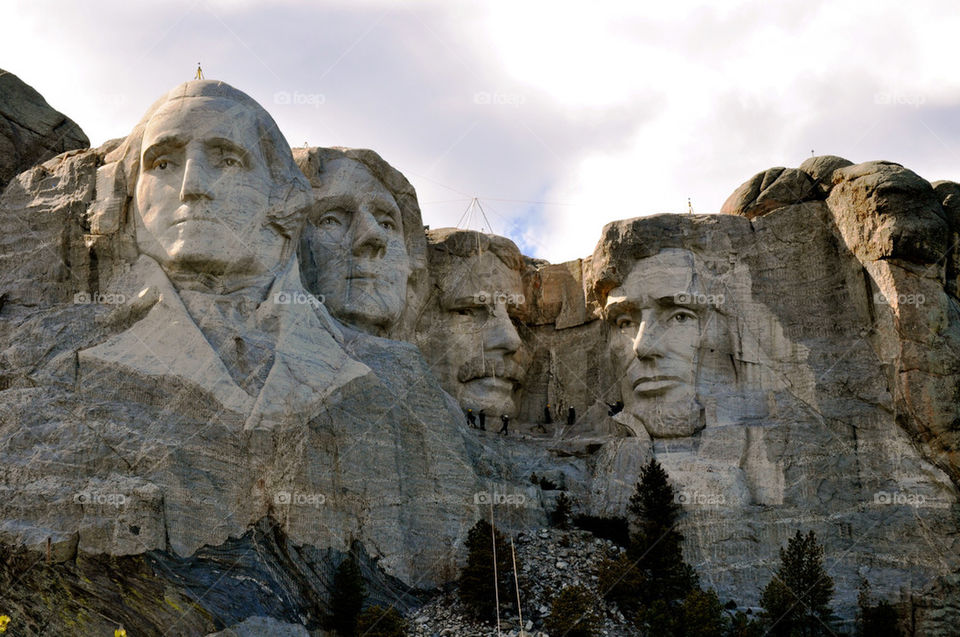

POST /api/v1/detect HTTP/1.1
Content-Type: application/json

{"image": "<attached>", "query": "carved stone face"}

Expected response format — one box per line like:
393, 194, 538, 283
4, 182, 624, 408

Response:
417, 252, 525, 416
605, 249, 704, 438
135, 96, 282, 278
300, 157, 410, 334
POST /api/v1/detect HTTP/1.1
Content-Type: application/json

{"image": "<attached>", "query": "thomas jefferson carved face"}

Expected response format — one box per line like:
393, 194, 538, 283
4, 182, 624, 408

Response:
417, 251, 525, 416
134, 96, 283, 279
299, 157, 410, 334
605, 249, 707, 438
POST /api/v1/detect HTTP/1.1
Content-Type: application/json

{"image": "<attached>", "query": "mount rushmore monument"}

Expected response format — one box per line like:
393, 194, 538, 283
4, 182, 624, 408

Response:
0, 74, 959, 634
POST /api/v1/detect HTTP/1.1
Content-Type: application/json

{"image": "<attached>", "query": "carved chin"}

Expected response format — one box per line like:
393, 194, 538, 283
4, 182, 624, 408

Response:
458, 378, 517, 416
633, 398, 703, 439
334, 294, 403, 332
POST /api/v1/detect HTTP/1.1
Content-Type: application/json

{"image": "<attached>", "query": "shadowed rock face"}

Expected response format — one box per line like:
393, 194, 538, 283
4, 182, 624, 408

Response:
1, 79, 959, 636
0, 69, 88, 192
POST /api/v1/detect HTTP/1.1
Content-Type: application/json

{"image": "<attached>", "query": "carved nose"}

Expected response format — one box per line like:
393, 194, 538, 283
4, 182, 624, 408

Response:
485, 308, 522, 355
351, 208, 387, 258
632, 321, 664, 360
180, 158, 213, 201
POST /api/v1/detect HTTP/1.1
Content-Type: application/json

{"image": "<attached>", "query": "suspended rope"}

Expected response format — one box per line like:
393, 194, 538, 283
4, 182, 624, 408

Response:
511, 537, 524, 634
490, 501, 502, 637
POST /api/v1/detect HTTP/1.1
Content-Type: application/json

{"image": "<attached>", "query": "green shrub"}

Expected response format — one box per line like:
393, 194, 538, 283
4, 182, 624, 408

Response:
355, 605, 407, 637
544, 585, 602, 637
595, 550, 645, 618
679, 588, 726, 637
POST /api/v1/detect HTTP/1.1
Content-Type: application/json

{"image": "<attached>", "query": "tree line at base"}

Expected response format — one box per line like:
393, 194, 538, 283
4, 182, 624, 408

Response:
323, 457, 905, 636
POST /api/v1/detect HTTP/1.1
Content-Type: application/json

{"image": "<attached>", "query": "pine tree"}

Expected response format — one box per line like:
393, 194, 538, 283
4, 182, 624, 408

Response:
759, 530, 835, 636
626, 457, 697, 605
458, 519, 517, 622
329, 553, 366, 636
551, 492, 572, 529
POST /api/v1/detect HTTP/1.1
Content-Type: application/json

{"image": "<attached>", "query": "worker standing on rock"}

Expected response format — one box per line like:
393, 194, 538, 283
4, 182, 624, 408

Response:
567, 406, 576, 426
466, 409, 476, 428
499, 414, 509, 435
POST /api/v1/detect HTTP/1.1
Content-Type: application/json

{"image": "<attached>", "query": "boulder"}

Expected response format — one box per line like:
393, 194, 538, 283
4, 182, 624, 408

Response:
0, 69, 88, 192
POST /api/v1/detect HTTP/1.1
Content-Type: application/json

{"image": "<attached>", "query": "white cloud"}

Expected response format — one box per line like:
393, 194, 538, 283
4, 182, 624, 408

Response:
3, 0, 960, 264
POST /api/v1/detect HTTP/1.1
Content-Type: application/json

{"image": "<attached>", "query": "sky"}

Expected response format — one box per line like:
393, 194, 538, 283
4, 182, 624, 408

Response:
4, 0, 960, 263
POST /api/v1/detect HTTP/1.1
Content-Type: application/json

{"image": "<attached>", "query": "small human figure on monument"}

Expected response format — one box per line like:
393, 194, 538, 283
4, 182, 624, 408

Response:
544, 404, 552, 424
567, 406, 576, 426
466, 409, 476, 428
499, 414, 510, 435
606, 401, 624, 417
478, 409, 486, 431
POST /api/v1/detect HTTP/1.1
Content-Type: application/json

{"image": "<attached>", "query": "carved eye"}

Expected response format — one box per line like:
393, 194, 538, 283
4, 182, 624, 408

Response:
379, 218, 397, 231
319, 214, 343, 226
156, 159, 170, 170
671, 311, 697, 324
456, 308, 473, 317
616, 316, 636, 329
222, 156, 243, 168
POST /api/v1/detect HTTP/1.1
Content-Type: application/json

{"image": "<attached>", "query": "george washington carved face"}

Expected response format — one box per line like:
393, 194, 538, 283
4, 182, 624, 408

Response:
135, 96, 285, 280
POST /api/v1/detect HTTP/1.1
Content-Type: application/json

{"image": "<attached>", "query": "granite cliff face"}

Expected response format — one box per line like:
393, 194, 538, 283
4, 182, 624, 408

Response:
0, 77, 958, 635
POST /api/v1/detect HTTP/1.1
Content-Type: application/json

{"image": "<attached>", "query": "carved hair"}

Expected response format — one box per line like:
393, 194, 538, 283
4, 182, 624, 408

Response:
424, 228, 525, 273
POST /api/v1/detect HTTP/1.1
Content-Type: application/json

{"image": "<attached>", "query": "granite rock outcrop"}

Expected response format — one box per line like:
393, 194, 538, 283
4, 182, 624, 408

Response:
0, 75, 958, 636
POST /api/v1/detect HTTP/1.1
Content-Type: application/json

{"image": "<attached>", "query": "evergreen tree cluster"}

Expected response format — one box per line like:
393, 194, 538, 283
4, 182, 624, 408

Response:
590, 458, 901, 636
457, 457, 904, 636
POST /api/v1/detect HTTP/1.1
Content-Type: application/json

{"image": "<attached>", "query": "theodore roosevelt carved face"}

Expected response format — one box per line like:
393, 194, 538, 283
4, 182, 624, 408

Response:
415, 230, 527, 417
